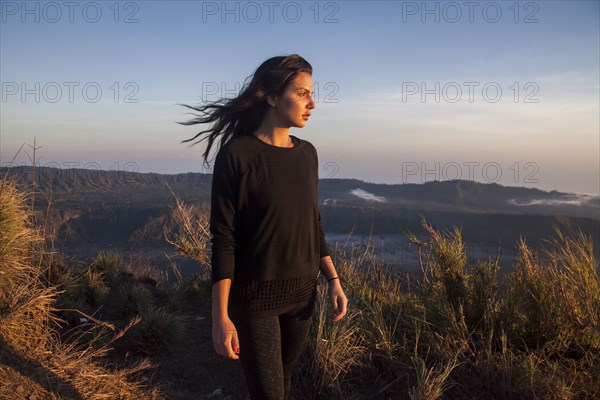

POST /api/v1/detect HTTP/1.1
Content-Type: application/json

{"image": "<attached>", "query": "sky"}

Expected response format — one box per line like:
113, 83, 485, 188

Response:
1, 0, 599, 195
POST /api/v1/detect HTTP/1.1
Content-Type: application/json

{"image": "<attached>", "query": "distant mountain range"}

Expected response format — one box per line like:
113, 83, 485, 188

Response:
319, 178, 599, 219
3, 166, 599, 266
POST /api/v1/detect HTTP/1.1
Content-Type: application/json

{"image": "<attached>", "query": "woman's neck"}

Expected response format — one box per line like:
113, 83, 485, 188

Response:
253, 130, 294, 148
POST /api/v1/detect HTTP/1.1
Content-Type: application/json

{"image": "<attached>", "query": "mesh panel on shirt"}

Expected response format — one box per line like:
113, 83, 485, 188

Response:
243, 274, 317, 312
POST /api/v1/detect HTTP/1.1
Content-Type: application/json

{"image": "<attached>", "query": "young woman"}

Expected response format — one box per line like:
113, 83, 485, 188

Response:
178, 54, 348, 399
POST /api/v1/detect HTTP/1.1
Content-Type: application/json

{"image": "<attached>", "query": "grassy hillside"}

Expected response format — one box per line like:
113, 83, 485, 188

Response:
1, 171, 599, 399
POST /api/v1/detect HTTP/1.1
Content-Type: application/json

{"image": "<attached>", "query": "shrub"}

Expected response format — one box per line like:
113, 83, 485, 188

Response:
82, 268, 110, 305
88, 250, 124, 286
114, 282, 153, 318
128, 306, 186, 355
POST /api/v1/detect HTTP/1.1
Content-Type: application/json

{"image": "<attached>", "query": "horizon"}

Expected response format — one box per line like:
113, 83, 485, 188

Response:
2, 163, 599, 198
1, 1, 599, 196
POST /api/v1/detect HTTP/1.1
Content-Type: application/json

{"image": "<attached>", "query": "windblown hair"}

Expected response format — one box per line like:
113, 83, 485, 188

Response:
177, 54, 313, 169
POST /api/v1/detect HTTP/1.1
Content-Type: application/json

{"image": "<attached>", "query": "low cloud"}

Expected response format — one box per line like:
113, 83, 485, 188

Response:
350, 188, 387, 203
508, 193, 599, 207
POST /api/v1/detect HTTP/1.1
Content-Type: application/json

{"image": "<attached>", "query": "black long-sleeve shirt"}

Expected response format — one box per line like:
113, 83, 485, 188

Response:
210, 133, 330, 317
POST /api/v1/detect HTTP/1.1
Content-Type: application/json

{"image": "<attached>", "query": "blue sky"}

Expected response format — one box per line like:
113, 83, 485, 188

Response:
1, 0, 599, 195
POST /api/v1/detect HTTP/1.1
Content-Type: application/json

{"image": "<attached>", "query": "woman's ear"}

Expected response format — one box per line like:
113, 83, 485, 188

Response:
267, 94, 277, 108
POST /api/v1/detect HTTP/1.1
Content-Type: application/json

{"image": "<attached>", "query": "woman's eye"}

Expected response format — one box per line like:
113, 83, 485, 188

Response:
298, 90, 314, 97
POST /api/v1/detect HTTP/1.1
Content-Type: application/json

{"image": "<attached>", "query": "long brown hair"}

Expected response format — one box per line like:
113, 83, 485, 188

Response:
177, 54, 313, 169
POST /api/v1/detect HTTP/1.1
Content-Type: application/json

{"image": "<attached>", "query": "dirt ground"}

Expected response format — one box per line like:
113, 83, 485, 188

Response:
103, 300, 251, 400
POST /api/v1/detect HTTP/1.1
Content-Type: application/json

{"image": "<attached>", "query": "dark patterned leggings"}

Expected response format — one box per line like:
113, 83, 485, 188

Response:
229, 303, 314, 400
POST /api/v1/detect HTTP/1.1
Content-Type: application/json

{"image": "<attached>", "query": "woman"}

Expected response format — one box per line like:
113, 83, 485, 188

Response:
179, 54, 348, 399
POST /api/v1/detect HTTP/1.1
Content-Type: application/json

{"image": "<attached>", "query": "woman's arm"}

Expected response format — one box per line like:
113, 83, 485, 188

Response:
211, 278, 240, 360
209, 147, 241, 359
212, 278, 232, 319
319, 255, 348, 323
319, 255, 338, 280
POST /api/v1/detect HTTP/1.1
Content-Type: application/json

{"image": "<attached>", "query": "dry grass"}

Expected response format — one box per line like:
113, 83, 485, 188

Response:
164, 193, 599, 399
288, 216, 599, 399
163, 185, 211, 267
3, 158, 598, 399
0, 171, 163, 399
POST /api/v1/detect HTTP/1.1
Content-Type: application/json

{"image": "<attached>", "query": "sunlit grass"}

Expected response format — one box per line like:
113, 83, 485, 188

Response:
0, 171, 161, 399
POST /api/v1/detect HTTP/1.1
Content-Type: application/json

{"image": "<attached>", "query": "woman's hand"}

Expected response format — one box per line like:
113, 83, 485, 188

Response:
328, 279, 348, 323
212, 314, 240, 360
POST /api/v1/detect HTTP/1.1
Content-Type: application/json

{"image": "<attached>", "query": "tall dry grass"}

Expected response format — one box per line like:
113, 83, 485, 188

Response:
163, 184, 211, 268
164, 191, 599, 399
0, 172, 162, 399
291, 217, 600, 399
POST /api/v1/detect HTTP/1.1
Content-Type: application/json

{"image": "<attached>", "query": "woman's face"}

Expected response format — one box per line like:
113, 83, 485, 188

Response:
270, 71, 316, 128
